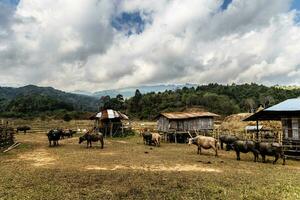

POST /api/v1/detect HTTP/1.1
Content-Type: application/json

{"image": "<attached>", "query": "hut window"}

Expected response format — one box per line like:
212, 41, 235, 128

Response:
282, 119, 293, 139
292, 118, 299, 140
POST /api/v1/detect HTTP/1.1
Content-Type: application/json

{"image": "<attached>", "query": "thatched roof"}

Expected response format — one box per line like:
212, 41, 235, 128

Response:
89, 109, 129, 120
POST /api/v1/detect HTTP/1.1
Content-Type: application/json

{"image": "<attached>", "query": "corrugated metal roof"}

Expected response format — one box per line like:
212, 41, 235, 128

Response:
265, 98, 300, 111
159, 112, 219, 119
90, 109, 129, 120
244, 98, 300, 121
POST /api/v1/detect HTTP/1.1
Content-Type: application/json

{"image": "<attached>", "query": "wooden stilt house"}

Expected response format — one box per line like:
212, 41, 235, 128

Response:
157, 111, 220, 143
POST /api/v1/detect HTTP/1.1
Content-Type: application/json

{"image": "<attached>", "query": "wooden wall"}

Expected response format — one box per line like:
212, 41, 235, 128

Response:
157, 116, 214, 132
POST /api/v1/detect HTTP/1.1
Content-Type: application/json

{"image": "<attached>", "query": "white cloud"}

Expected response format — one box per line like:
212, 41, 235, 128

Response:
0, 0, 300, 91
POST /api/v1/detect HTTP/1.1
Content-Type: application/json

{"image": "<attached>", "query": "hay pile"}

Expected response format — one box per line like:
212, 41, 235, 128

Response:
219, 113, 281, 134
0, 125, 15, 148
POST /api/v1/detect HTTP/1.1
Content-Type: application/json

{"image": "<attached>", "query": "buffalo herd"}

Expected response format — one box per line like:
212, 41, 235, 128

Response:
44, 127, 286, 165
195, 135, 285, 165
47, 129, 76, 147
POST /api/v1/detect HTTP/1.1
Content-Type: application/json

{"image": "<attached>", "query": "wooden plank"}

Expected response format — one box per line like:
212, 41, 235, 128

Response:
3, 142, 21, 153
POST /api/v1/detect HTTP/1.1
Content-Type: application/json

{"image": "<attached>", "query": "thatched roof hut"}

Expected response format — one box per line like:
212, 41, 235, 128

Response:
89, 109, 129, 137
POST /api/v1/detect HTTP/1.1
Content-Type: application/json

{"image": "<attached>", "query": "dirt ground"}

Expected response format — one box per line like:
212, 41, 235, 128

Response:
0, 124, 300, 200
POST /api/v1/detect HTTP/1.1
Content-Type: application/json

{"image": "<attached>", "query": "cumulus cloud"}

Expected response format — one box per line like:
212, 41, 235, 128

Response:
0, 0, 300, 91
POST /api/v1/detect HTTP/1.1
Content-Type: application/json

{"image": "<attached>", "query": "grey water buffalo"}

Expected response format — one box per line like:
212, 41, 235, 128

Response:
233, 140, 259, 162
257, 142, 285, 165
16, 126, 31, 134
47, 129, 61, 147
79, 132, 104, 148
61, 129, 76, 139
142, 131, 161, 147
219, 135, 239, 151
188, 135, 218, 156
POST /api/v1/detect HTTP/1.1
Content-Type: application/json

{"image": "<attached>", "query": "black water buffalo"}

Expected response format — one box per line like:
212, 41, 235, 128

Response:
188, 135, 218, 156
233, 140, 259, 162
257, 142, 285, 165
219, 135, 239, 151
47, 129, 61, 147
16, 126, 31, 134
79, 132, 104, 148
142, 131, 152, 145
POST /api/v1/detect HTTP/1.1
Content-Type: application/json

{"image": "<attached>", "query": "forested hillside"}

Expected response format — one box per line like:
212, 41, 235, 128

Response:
0, 85, 98, 119
101, 83, 300, 120
2, 83, 300, 120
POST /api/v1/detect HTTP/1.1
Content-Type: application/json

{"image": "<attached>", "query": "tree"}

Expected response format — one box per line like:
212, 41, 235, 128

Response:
244, 98, 256, 113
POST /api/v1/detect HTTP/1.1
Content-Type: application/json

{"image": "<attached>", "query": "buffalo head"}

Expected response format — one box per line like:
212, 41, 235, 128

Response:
79, 136, 85, 144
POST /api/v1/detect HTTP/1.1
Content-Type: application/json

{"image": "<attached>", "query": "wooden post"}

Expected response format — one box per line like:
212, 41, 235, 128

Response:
174, 131, 177, 144
110, 122, 113, 138
256, 120, 259, 142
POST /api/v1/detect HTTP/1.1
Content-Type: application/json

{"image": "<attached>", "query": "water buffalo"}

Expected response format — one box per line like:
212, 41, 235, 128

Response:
142, 131, 152, 145
141, 131, 161, 146
47, 129, 61, 147
188, 135, 218, 156
61, 129, 76, 139
16, 126, 31, 134
219, 135, 239, 151
79, 132, 104, 148
151, 133, 161, 147
257, 142, 285, 165
233, 140, 259, 162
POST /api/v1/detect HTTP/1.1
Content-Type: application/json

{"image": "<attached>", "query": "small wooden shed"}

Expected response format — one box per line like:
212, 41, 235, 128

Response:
157, 111, 220, 143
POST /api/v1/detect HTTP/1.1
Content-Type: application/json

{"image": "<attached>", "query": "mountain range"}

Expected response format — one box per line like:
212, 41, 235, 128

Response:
72, 83, 198, 98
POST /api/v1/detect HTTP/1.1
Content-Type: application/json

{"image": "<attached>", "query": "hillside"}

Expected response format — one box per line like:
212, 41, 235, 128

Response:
0, 85, 99, 118
102, 83, 300, 119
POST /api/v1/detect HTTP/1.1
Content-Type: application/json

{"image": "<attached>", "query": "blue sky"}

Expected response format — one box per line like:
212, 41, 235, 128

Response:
292, 0, 300, 10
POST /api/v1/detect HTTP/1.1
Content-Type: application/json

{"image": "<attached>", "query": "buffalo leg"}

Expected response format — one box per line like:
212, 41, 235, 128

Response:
49, 140, 51, 147
197, 146, 201, 154
221, 142, 224, 150
100, 139, 104, 149
281, 154, 286, 165
273, 154, 279, 164
236, 151, 240, 160
252, 152, 258, 162
261, 154, 266, 163
212, 146, 218, 157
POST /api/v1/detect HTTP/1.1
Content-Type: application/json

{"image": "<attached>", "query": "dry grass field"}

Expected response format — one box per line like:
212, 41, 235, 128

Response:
0, 120, 300, 200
